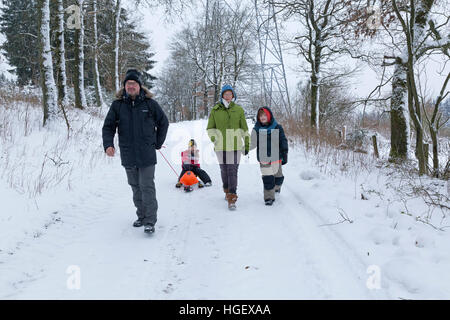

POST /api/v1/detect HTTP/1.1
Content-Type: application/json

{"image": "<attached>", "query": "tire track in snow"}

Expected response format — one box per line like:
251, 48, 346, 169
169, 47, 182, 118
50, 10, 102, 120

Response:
281, 183, 391, 299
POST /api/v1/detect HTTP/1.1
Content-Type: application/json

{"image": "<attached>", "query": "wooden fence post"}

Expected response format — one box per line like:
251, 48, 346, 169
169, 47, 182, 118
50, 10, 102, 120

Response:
372, 135, 379, 158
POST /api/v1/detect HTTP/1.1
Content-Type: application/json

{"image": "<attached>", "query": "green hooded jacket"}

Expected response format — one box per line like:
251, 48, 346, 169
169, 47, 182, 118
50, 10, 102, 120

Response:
206, 101, 250, 152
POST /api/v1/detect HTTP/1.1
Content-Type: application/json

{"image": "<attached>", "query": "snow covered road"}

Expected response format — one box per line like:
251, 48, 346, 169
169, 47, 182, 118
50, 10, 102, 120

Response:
0, 120, 414, 299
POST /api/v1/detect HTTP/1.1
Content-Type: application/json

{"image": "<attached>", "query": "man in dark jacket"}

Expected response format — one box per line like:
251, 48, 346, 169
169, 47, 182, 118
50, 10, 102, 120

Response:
102, 69, 169, 234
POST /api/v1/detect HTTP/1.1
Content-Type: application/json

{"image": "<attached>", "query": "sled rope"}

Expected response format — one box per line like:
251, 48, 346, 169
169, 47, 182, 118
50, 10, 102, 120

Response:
158, 148, 179, 178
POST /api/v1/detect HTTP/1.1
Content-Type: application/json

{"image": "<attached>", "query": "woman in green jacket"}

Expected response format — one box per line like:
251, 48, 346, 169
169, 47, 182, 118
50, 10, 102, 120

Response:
206, 84, 250, 210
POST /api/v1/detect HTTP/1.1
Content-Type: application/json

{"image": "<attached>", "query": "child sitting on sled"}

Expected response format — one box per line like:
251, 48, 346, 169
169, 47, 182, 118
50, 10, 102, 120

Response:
175, 139, 212, 190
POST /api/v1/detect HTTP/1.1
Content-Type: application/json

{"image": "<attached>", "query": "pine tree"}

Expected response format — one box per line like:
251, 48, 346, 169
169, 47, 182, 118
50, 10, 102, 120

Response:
0, 0, 40, 85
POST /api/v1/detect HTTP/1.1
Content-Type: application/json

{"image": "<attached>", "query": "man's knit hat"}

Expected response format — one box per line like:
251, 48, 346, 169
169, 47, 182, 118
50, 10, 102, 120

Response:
123, 69, 142, 87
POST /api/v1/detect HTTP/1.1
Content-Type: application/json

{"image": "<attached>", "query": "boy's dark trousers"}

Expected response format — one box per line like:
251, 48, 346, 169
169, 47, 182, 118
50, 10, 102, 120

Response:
260, 162, 284, 201
179, 164, 211, 184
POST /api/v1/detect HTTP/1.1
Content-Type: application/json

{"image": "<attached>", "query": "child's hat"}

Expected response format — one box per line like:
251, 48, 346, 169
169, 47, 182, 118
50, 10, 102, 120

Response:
188, 139, 196, 147
258, 107, 271, 123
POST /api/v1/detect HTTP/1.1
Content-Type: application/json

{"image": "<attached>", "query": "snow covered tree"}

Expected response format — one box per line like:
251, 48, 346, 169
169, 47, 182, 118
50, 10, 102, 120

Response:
340, 1, 412, 160
0, 0, 40, 85
92, 0, 104, 108
386, 0, 446, 174
37, 0, 58, 125
114, 0, 121, 92
73, 0, 87, 109
54, 0, 69, 106
342, 0, 448, 175
82, 0, 157, 92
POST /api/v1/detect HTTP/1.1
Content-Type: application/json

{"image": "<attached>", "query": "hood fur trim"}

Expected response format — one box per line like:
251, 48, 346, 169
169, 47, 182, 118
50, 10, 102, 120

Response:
115, 86, 153, 99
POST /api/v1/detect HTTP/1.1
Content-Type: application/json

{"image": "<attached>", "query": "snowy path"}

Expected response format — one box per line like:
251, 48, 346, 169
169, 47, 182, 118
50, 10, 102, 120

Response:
0, 121, 389, 299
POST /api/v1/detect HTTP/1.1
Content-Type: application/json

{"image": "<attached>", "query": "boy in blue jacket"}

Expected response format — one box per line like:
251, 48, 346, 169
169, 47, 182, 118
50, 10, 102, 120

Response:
250, 107, 288, 205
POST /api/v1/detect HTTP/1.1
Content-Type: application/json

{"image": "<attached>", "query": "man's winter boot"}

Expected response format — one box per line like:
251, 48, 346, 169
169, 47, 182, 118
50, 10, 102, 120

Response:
265, 199, 275, 206
144, 223, 155, 234
275, 185, 281, 193
133, 219, 144, 227
226, 193, 238, 210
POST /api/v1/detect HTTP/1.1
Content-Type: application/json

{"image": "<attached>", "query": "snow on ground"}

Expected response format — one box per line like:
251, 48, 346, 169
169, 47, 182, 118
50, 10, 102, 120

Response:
0, 102, 449, 299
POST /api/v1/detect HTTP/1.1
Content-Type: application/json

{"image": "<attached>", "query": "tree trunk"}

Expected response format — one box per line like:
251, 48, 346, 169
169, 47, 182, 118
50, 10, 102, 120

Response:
430, 128, 439, 176
214, 82, 219, 104
171, 105, 176, 122
192, 91, 197, 120
415, 125, 426, 174
93, 0, 104, 108
203, 78, 208, 118
38, 0, 58, 126
310, 73, 320, 133
423, 143, 429, 174
55, 0, 68, 106
408, 71, 425, 175
74, 0, 87, 109
310, 37, 322, 134
372, 135, 379, 158
389, 58, 410, 161
407, 0, 434, 175
114, 0, 121, 92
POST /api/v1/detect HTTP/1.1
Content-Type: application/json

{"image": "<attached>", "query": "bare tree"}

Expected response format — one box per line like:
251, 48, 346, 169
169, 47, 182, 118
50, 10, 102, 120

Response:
156, 50, 198, 122
421, 73, 450, 177
343, 0, 449, 176
389, 0, 435, 174
164, 2, 256, 119
271, 0, 361, 133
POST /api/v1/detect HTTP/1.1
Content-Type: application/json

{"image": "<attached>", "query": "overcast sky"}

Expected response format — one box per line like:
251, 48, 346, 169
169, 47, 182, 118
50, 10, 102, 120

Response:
128, 0, 448, 104
0, 0, 447, 102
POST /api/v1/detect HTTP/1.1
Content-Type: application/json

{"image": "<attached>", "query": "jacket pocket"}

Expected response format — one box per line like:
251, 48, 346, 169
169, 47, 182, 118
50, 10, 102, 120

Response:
141, 112, 155, 139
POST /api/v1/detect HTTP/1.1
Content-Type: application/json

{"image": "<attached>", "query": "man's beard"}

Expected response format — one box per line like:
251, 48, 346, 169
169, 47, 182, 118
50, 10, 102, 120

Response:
126, 89, 139, 99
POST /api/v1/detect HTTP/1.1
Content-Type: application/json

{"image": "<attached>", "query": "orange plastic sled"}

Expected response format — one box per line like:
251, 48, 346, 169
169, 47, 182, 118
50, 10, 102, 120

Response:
179, 171, 199, 186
